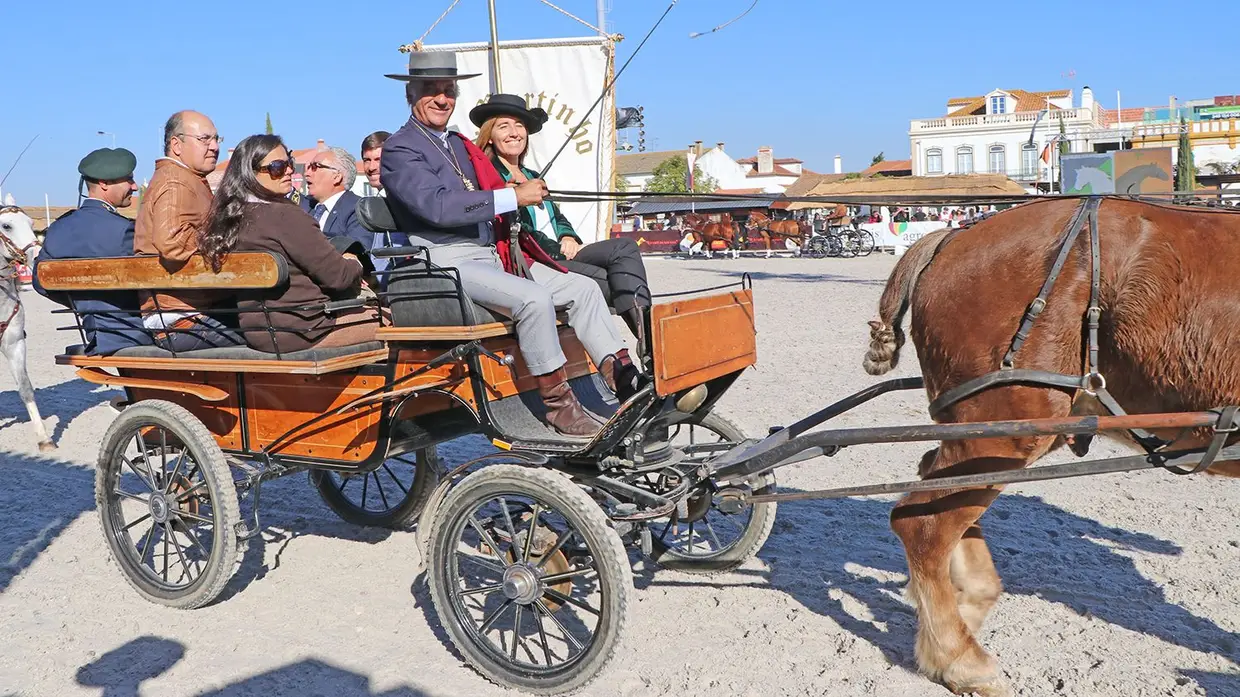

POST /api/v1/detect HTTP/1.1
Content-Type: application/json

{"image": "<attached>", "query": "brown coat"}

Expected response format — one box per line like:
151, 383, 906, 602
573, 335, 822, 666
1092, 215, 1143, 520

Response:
232, 200, 364, 352
134, 158, 217, 312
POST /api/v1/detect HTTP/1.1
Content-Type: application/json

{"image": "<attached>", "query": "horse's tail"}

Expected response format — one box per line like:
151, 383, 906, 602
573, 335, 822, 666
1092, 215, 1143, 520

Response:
863, 227, 957, 375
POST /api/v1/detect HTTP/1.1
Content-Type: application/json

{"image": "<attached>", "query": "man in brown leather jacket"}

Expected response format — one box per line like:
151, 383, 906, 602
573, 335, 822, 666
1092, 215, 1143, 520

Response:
134, 110, 241, 351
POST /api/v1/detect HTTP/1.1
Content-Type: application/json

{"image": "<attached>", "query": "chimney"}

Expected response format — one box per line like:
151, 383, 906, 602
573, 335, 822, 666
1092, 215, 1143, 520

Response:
694, 140, 703, 157
833, 155, 842, 174
716, 141, 725, 152
316, 138, 326, 150
1080, 85, 1094, 111
757, 146, 774, 175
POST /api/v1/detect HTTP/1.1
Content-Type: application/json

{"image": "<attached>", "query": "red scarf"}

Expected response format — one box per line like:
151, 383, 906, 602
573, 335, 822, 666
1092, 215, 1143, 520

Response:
457, 134, 567, 276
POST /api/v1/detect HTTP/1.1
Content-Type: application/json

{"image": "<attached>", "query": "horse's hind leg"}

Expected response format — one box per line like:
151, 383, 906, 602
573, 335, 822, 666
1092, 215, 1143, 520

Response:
2, 324, 54, 451
952, 523, 1002, 634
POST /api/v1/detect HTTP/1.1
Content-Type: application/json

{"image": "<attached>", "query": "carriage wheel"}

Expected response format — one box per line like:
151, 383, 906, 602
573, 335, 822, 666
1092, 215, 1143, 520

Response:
838, 231, 859, 258
825, 233, 845, 257
854, 230, 876, 257
310, 447, 439, 528
649, 413, 777, 574
806, 236, 828, 259
427, 465, 630, 695
95, 400, 240, 609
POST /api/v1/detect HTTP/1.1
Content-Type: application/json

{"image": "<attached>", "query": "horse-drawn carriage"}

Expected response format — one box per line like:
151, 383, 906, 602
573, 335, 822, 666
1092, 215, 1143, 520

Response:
32, 194, 1240, 696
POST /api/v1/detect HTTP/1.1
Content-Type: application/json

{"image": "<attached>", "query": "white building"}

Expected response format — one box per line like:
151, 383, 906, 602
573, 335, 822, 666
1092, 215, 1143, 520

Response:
910, 87, 1240, 193
616, 142, 808, 194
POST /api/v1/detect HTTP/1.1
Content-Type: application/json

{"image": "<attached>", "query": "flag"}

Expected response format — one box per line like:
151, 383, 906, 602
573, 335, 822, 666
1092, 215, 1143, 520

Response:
686, 149, 696, 191
1040, 143, 1051, 164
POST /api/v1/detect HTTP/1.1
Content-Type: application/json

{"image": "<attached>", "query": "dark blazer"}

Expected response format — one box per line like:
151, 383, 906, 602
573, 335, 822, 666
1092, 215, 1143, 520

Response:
232, 200, 364, 353
379, 117, 498, 249
33, 199, 153, 355
321, 190, 372, 249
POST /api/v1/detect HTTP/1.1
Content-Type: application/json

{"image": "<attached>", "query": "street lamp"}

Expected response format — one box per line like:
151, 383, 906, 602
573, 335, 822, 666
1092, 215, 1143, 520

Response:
96, 130, 115, 148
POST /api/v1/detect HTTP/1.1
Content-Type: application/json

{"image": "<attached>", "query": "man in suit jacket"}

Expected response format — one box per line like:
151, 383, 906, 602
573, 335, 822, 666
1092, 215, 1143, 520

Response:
33, 147, 153, 355
380, 51, 640, 437
305, 146, 369, 249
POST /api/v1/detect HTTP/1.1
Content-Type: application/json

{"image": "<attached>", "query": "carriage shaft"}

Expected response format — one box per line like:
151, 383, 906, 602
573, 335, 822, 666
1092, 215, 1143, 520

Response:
714, 409, 1227, 485
744, 443, 1240, 503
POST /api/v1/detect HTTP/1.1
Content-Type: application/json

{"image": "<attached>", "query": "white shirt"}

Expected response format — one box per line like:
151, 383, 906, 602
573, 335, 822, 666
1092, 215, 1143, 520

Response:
315, 190, 346, 231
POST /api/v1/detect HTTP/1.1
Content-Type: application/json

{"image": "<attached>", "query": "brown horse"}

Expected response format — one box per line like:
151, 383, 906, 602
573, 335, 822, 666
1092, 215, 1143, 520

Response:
683, 212, 741, 258
862, 197, 1240, 696
746, 210, 807, 257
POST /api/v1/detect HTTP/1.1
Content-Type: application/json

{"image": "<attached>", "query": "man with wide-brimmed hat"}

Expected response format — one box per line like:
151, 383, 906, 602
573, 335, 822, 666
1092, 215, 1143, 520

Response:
33, 147, 153, 355
380, 52, 630, 437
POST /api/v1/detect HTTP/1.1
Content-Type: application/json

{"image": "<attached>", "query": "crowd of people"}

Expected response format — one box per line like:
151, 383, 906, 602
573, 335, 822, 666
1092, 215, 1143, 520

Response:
33, 51, 652, 437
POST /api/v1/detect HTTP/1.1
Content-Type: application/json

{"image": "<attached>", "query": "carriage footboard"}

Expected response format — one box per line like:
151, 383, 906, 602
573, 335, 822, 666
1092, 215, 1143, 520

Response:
650, 288, 756, 396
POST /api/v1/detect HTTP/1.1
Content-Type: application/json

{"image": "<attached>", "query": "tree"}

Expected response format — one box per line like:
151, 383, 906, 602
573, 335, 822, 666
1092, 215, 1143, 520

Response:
1057, 114, 1069, 156
643, 155, 717, 194
612, 169, 629, 193
1200, 160, 1240, 176
870, 152, 885, 166
265, 112, 274, 135
1176, 117, 1196, 193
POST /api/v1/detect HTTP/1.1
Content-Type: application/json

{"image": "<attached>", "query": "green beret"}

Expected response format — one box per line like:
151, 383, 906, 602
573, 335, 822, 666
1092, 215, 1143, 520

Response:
78, 147, 137, 182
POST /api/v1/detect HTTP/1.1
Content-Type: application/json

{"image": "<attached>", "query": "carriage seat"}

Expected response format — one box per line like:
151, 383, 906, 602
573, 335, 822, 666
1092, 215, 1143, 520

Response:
99, 341, 385, 361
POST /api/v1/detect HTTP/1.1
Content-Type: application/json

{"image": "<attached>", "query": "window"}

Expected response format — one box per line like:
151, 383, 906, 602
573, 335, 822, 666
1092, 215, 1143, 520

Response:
990, 95, 1007, 114
956, 146, 973, 174
988, 145, 1006, 174
1021, 143, 1039, 175
926, 148, 943, 174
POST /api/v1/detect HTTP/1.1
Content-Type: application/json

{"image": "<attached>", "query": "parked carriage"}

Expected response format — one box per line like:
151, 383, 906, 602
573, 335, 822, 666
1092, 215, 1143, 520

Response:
33, 195, 1240, 696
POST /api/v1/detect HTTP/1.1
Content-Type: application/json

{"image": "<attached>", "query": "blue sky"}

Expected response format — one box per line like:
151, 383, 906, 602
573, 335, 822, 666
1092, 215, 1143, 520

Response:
3, 0, 1238, 204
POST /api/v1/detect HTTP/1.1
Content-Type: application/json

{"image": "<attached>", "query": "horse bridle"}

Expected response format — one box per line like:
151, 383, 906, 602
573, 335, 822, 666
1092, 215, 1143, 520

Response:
0, 205, 38, 270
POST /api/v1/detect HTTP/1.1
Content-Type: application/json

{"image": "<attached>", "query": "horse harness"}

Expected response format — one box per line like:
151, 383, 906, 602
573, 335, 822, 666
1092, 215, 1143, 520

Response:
0, 205, 37, 339
925, 195, 1238, 474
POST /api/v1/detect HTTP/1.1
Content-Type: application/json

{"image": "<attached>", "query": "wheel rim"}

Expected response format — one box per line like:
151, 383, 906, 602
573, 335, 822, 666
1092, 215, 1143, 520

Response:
651, 421, 755, 559
104, 425, 218, 592
442, 492, 608, 677
322, 455, 421, 517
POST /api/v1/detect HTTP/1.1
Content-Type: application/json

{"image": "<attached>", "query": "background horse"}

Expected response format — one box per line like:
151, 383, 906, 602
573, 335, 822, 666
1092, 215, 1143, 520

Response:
682, 212, 741, 259
746, 210, 807, 257
862, 197, 1240, 696
0, 205, 54, 451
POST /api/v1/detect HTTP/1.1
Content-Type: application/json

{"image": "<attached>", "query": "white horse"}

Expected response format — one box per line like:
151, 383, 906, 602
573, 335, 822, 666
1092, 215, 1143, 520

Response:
0, 203, 55, 451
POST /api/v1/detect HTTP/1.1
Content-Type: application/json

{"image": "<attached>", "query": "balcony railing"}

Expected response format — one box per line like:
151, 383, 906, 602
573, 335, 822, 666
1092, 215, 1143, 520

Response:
1132, 118, 1239, 139
911, 108, 1100, 132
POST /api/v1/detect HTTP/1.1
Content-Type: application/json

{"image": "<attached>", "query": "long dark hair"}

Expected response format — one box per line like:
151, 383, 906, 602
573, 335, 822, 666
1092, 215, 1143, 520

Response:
202, 134, 288, 272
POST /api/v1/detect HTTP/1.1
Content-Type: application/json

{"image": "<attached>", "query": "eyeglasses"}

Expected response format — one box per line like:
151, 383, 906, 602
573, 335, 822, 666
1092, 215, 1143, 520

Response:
255, 159, 295, 178
306, 162, 338, 172
176, 133, 224, 146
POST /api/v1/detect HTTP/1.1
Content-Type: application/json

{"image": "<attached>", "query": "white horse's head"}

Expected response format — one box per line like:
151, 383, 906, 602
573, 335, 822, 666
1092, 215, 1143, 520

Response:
0, 204, 39, 268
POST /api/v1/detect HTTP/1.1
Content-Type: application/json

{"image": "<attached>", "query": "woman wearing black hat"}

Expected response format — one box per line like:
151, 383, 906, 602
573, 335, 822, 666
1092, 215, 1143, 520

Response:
471, 94, 652, 354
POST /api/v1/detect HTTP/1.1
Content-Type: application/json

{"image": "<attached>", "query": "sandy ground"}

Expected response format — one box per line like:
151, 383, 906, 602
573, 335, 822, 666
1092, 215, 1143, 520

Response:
1, 253, 1238, 697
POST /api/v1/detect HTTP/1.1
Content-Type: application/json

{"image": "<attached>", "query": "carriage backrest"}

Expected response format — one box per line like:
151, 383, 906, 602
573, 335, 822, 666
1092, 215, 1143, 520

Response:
35, 252, 289, 292
357, 196, 397, 233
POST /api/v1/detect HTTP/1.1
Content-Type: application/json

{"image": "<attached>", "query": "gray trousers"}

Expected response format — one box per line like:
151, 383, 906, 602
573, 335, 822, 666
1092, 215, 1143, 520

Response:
431, 245, 625, 375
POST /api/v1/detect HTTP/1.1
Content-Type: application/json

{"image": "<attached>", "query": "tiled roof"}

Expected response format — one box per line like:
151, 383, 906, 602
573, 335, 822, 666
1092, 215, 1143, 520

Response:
746, 164, 799, 177
770, 172, 852, 209
860, 159, 913, 177
735, 156, 803, 165
946, 89, 1069, 118
1099, 107, 1150, 126
711, 187, 765, 195
616, 150, 683, 176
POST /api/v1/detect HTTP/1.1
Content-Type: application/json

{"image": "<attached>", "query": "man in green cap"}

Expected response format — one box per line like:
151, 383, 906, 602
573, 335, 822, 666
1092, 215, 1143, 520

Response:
32, 147, 153, 355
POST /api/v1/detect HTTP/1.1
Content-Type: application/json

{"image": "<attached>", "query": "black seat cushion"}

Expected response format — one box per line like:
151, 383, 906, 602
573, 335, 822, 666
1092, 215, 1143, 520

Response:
357, 196, 397, 233
110, 341, 384, 361
385, 265, 507, 328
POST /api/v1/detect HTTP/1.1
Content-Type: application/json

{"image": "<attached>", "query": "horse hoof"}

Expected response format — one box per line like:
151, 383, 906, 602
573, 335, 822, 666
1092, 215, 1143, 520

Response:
948, 677, 1013, 697
38, 441, 57, 452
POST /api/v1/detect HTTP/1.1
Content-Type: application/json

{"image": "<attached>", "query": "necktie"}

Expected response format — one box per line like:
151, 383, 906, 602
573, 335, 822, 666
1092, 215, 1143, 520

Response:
312, 203, 327, 224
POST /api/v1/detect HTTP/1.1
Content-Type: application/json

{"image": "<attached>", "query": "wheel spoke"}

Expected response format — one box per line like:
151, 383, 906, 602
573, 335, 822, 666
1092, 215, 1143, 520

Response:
381, 463, 410, 495
535, 599, 585, 651
159, 428, 170, 490
165, 450, 188, 495
161, 529, 170, 582
456, 551, 506, 576
174, 481, 207, 503
703, 517, 723, 549
122, 456, 156, 492
542, 586, 600, 616
137, 523, 157, 560
538, 567, 597, 584
498, 497, 520, 561
338, 474, 354, 493
372, 473, 390, 510
122, 512, 152, 532
181, 524, 210, 555
115, 489, 148, 505
522, 503, 542, 562
458, 581, 504, 597
534, 528, 574, 570
510, 604, 523, 661
165, 523, 194, 585
361, 471, 370, 508
176, 509, 214, 525
534, 599, 555, 665
478, 598, 514, 634
467, 516, 510, 567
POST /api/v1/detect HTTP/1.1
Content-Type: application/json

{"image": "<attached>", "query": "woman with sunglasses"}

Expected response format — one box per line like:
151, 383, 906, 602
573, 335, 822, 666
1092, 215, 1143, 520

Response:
470, 94, 653, 353
200, 135, 378, 353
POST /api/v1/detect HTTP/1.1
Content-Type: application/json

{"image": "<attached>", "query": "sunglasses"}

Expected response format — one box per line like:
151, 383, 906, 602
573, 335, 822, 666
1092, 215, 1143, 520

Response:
306, 162, 338, 172
255, 159, 295, 177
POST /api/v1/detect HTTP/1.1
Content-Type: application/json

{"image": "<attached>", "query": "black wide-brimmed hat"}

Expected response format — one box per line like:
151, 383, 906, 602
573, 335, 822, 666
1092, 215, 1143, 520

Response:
384, 51, 480, 82
468, 93, 550, 134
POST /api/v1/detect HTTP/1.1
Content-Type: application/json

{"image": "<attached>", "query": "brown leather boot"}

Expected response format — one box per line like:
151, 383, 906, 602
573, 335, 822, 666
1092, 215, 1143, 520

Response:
535, 368, 599, 437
